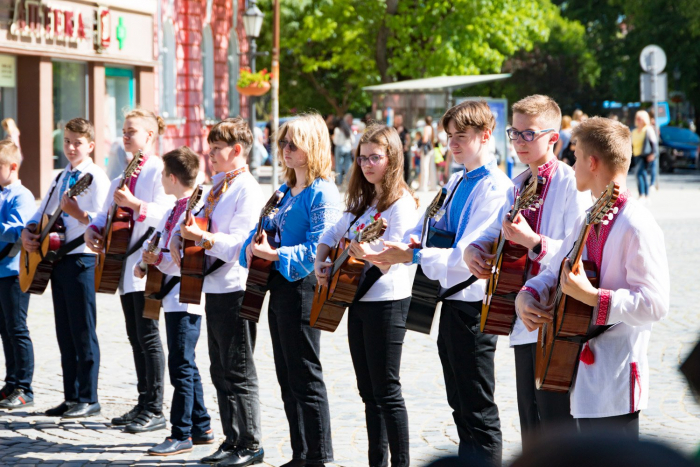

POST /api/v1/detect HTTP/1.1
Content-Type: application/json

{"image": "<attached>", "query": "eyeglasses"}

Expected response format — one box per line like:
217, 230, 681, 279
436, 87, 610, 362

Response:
356, 154, 387, 166
506, 128, 555, 142
279, 140, 298, 152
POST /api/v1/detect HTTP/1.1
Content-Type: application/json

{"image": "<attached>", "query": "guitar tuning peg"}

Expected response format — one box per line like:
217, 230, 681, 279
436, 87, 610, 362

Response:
602, 220, 609, 225
612, 207, 619, 214
607, 213, 614, 220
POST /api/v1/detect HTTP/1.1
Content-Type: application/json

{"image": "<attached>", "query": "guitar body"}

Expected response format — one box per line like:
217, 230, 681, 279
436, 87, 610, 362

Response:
179, 217, 208, 305
240, 230, 277, 323
96, 207, 133, 294
143, 265, 164, 320
535, 259, 599, 392
405, 264, 442, 334
19, 215, 66, 294
481, 235, 530, 335
310, 238, 364, 332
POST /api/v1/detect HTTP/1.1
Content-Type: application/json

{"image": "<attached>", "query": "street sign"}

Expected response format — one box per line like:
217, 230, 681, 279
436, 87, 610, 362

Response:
640, 45, 666, 74
640, 72, 667, 102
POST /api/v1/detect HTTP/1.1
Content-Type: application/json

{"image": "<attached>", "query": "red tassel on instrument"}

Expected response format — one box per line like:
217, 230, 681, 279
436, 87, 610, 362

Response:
580, 342, 595, 365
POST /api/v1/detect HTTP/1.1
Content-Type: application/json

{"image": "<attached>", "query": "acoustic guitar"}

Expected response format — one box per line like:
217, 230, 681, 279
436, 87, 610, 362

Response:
141, 231, 163, 320
310, 218, 388, 332
95, 151, 144, 294
240, 190, 285, 322
19, 173, 94, 294
535, 181, 620, 392
179, 185, 206, 305
405, 187, 448, 334
480, 175, 543, 335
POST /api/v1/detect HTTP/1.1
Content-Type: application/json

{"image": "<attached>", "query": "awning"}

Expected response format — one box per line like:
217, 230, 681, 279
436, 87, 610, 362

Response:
362, 74, 511, 94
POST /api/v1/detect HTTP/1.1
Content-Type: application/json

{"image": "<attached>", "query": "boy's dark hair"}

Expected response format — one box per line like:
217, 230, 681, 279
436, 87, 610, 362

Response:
162, 146, 200, 188
207, 117, 253, 156
440, 100, 496, 133
64, 118, 95, 142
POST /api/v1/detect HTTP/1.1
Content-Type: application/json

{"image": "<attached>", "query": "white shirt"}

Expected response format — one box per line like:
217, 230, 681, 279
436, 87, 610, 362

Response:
90, 155, 174, 294
332, 127, 354, 152
28, 158, 110, 255
521, 194, 670, 418
472, 160, 592, 345
407, 160, 513, 302
319, 192, 419, 302
139, 198, 203, 315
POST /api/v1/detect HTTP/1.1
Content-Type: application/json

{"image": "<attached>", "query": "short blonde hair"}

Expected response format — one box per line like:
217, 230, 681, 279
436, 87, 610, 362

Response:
512, 95, 562, 130
572, 117, 632, 173
0, 139, 21, 167
635, 110, 651, 127
561, 115, 572, 130
124, 108, 166, 136
440, 100, 496, 133
278, 113, 333, 188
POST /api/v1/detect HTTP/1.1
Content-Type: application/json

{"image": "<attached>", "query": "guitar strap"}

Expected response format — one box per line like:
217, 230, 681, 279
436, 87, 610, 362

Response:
148, 258, 225, 301
110, 227, 156, 262
351, 265, 382, 304
0, 242, 14, 262
437, 274, 479, 301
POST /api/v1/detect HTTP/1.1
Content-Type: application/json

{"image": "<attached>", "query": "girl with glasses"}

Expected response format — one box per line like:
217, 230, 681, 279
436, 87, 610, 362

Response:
314, 124, 418, 467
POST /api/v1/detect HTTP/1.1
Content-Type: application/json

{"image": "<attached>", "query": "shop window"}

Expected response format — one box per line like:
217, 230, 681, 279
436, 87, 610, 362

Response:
202, 25, 215, 122
229, 29, 240, 117
52, 61, 87, 169
0, 54, 17, 127
161, 20, 177, 120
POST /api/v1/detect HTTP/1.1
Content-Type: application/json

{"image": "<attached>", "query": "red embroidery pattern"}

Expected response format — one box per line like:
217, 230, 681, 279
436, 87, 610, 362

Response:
126, 153, 149, 220
163, 198, 189, 247
585, 190, 629, 271
630, 362, 641, 413
522, 159, 558, 276
520, 286, 540, 302
596, 288, 612, 325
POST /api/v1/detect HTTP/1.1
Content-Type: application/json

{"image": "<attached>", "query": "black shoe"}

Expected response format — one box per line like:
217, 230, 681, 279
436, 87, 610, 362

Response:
45, 401, 77, 417
280, 460, 306, 467
0, 389, 34, 409
111, 405, 142, 426
123, 410, 166, 433
0, 384, 12, 401
148, 437, 194, 456
216, 447, 264, 467
193, 428, 215, 445
62, 402, 101, 419
201, 442, 236, 464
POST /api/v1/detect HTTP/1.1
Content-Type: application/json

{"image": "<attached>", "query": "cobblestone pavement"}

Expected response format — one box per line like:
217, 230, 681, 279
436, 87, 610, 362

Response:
1, 173, 699, 466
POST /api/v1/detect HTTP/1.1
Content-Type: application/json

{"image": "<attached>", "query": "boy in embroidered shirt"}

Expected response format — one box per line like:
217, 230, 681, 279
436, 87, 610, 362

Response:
362, 101, 512, 465
515, 117, 670, 438
0, 140, 36, 410
22, 118, 110, 418
465, 95, 591, 447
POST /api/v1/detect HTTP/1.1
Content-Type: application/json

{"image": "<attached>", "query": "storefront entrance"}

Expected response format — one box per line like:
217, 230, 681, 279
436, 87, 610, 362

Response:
104, 67, 134, 178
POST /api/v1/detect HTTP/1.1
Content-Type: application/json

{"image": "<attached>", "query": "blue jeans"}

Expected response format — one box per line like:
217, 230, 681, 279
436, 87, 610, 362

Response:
51, 254, 100, 403
649, 156, 658, 187
164, 312, 210, 440
0, 275, 33, 396
635, 156, 650, 196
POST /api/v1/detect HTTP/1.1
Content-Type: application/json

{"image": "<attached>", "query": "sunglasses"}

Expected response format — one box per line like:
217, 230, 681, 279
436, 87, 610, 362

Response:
506, 128, 555, 142
279, 140, 298, 152
356, 154, 387, 166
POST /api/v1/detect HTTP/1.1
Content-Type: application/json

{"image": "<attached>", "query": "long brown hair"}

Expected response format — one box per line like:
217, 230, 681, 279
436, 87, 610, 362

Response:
346, 124, 414, 216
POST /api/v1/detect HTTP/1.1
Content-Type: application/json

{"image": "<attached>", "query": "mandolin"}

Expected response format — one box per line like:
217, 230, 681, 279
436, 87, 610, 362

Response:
535, 181, 620, 392
19, 173, 94, 294
480, 175, 543, 335
240, 190, 286, 322
178, 186, 206, 304
95, 151, 145, 294
141, 231, 163, 320
310, 218, 388, 332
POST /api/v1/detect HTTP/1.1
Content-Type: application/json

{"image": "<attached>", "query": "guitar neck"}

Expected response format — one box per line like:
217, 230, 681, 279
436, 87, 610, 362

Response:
570, 223, 593, 274
38, 207, 64, 243
332, 247, 351, 274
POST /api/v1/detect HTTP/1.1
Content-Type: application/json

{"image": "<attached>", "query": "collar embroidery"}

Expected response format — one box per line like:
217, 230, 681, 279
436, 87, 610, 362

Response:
205, 166, 247, 219
163, 197, 189, 246
586, 189, 629, 271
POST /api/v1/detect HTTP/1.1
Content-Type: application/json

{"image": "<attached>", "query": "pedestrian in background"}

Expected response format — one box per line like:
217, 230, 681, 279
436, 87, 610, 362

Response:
631, 110, 657, 203
554, 115, 572, 160
333, 113, 354, 185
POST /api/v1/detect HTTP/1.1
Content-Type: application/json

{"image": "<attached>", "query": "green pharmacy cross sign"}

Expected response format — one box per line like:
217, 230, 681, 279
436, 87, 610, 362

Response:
116, 17, 126, 50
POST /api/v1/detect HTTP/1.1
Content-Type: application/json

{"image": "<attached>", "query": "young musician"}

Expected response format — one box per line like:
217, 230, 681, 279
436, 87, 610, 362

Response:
22, 118, 110, 418
515, 117, 670, 438
465, 95, 591, 447
315, 124, 418, 467
242, 113, 341, 467
134, 147, 213, 456
85, 109, 173, 432
0, 140, 36, 409
172, 118, 264, 466
361, 101, 512, 465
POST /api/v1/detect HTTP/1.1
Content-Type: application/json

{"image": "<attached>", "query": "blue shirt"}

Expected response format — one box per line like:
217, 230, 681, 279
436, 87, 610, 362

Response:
0, 181, 36, 278
240, 178, 342, 282
448, 160, 496, 244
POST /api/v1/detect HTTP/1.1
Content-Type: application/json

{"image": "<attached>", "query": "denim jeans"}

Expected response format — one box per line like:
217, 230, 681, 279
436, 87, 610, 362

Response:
348, 298, 410, 467
268, 271, 334, 463
164, 311, 211, 441
120, 291, 165, 414
635, 156, 650, 196
335, 147, 353, 185
51, 254, 100, 403
438, 300, 502, 466
0, 275, 33, 396
205, 291, 261, 449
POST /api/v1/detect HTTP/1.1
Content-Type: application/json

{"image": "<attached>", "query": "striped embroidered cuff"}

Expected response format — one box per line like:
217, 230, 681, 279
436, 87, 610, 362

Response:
136, 203, 148, 223
471, 243, 485, 253
88, 225, 100, 233
595, 288, 612, 325
153, 252, 164, 266
533, 234, 548, 263
520, 286, 541, 302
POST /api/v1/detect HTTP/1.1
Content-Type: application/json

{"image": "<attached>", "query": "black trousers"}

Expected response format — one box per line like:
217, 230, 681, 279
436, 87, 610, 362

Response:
268, 271, 333, 463
348, 298, 410, 467
438, 300, 502, 466
0, 275, 33, 396
51, 254, 100, 403
578, 411, 640, 440
120, 291, 165, 414
205, 291, 261, 449
514, 343, 575, 450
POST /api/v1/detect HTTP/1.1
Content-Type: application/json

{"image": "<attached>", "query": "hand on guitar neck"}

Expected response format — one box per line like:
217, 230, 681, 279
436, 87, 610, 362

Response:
113, 184, 142, 211
502, 211, 540, 249
247, 230, 279, 263
60, 193, 90, 224
559, 257, 599, 307
180, 211, 206, 243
